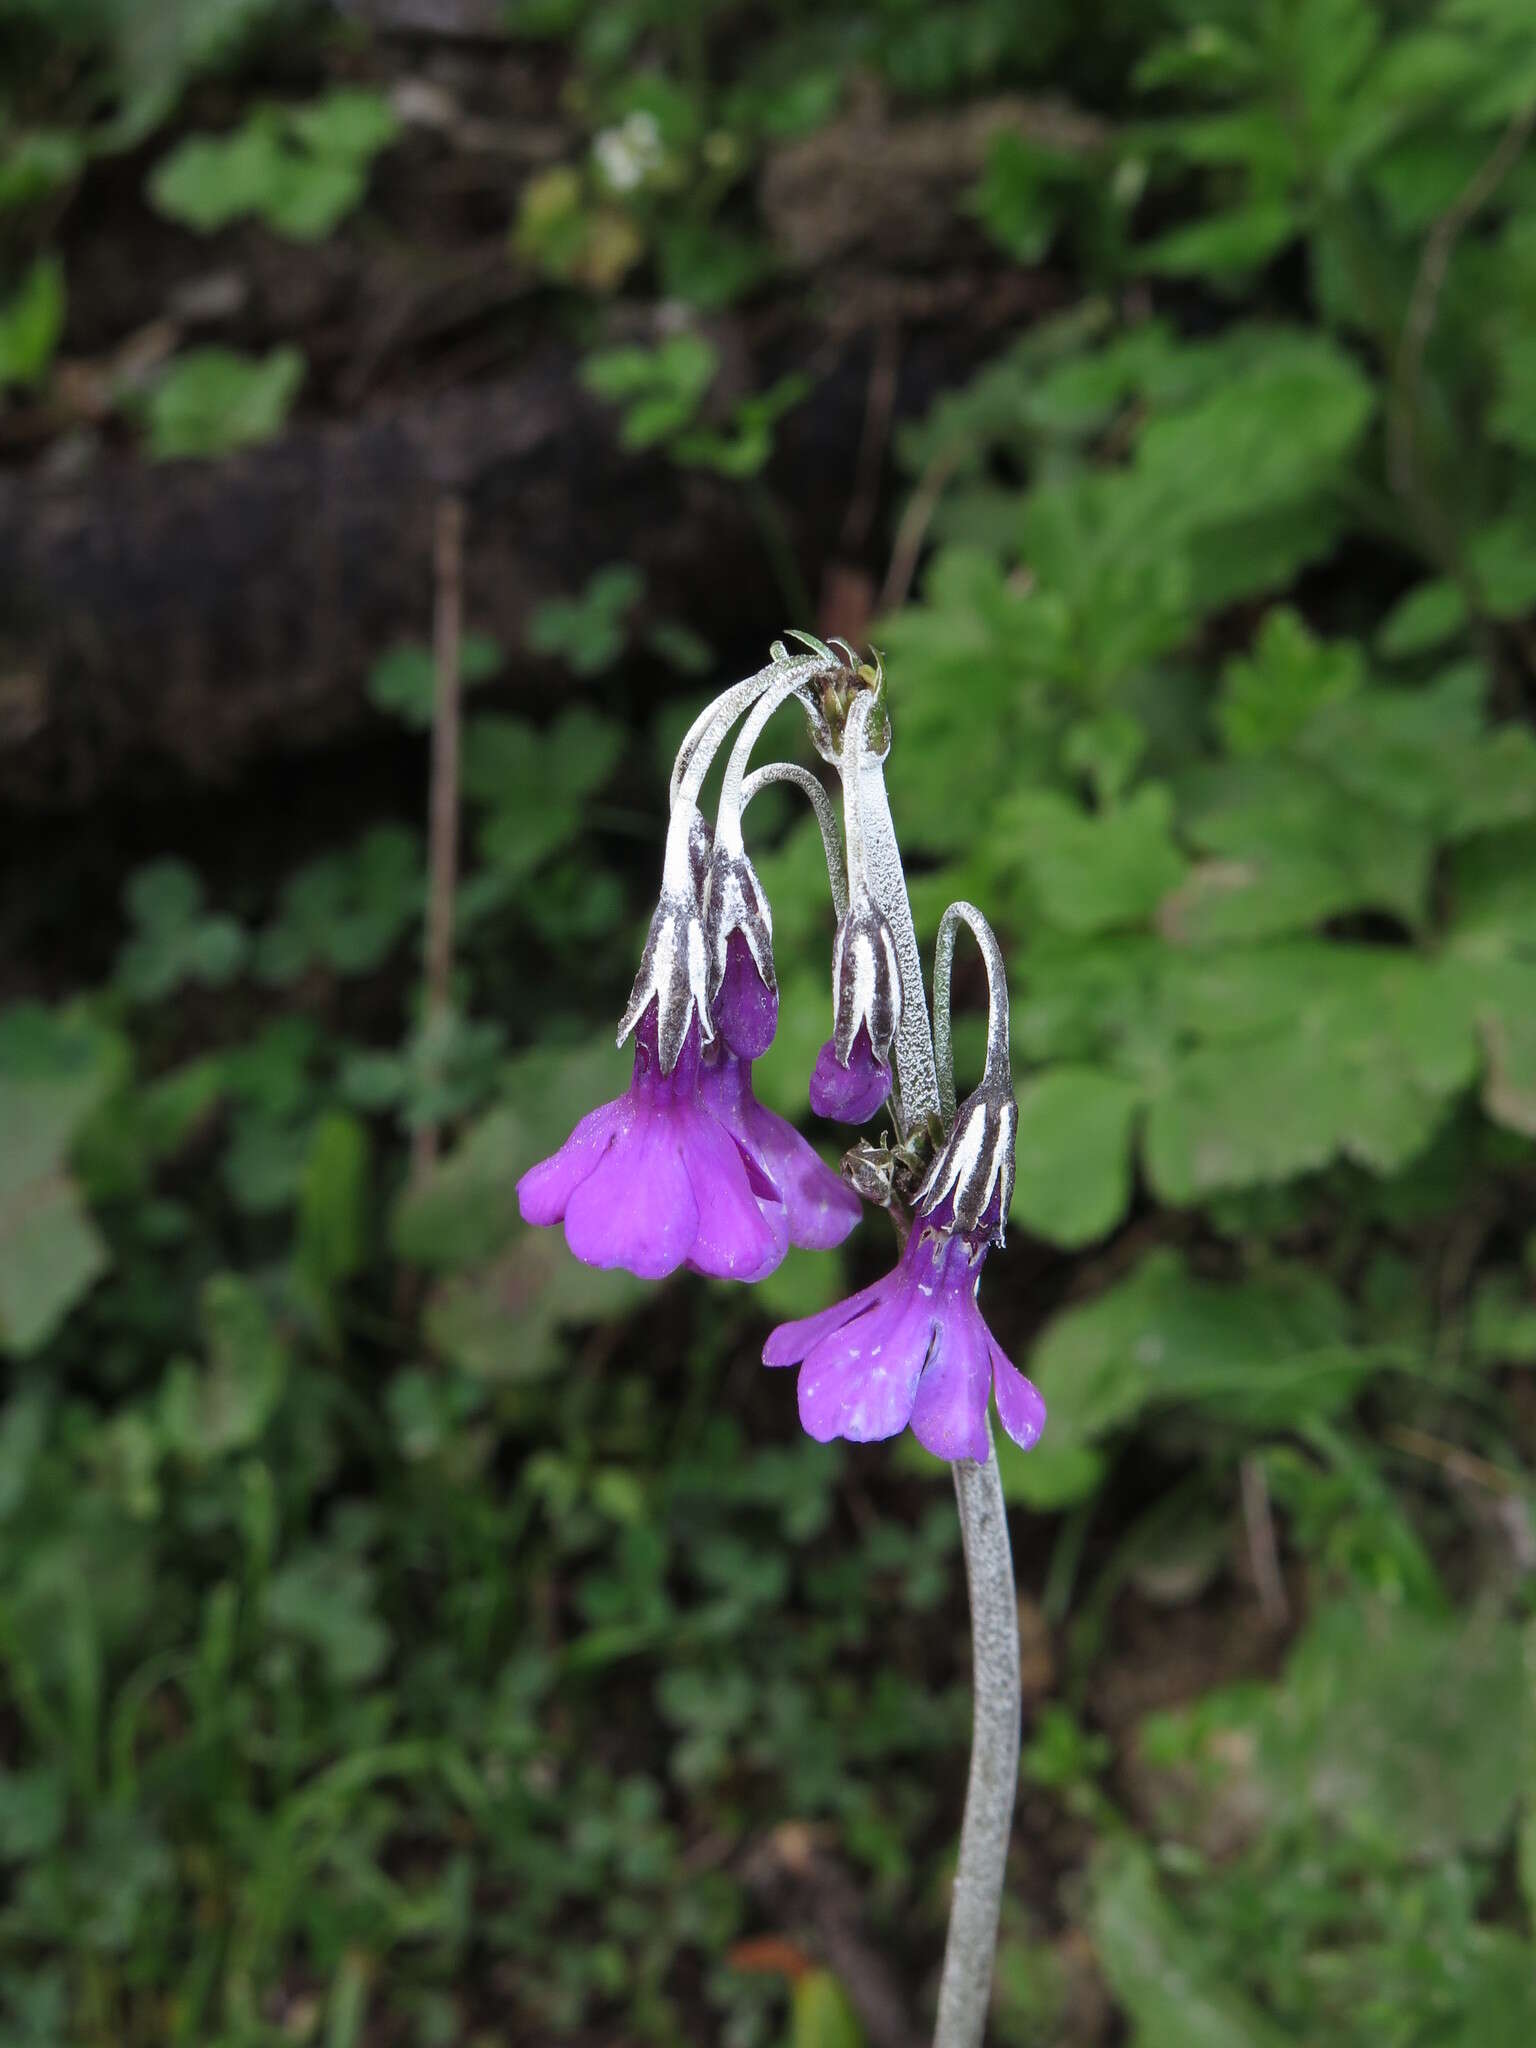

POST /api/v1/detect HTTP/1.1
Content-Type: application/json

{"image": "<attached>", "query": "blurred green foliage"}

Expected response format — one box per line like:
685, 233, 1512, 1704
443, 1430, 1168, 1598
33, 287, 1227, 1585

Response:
3, 2, 1536, 2045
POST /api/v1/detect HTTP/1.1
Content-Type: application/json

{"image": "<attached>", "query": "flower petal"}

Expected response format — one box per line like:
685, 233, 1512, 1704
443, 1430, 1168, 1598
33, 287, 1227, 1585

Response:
516, 1098, 622, 1226
796, 1294, 933, 1444
910, 1316, 992, 1463
808, 1027, 891, 1124
563, 1106, 698, 1278
715, 929, 779, 1059
681, 1108, 785, 1282
762, 1269, 892, 1367
990, 1339, 1047, 1452
744, 1098, 862, 1250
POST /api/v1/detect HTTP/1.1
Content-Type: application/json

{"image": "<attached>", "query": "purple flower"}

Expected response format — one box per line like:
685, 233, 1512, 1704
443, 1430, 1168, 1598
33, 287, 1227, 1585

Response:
705, 850, 779, 1060
810, 896, 900, 1123
714, 928, 779, 1059
518, 1005, 784, 1283
809, 1023, 892, 1124
763, 1223, 1045, 1463
697, 1047, 862, 1253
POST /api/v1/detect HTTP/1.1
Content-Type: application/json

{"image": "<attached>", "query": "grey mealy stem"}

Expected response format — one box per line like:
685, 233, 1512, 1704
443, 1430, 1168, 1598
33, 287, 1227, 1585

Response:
931, 901, 1012, 1127
847, 706, 1019, 2048
840, 699, 940, 1137
740, 762, 848, 919
934, 1438, 1020, 2048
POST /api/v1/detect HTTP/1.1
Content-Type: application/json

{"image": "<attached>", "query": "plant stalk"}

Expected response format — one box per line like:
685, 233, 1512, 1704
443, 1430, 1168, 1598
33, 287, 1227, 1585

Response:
934, 1430, 1020, 2048
849, 721, 1020, 2047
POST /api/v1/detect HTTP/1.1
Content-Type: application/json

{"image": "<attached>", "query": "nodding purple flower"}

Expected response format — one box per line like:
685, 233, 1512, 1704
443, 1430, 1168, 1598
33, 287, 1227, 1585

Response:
762, 1221, 1044, 1463
697, 1046, 862, 1253
705, 849, 779, 1060
810, 897, 900, 1123
517, 1004, 785, 1283
916, 1075, 1017, 1240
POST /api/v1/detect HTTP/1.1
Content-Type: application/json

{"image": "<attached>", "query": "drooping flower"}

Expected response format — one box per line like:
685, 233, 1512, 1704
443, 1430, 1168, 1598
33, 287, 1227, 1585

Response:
915, 1074, 1017, 1239
762, 1222, 1044, 1462
809, 897, 900, 1123
518, 1005, 784, 1282
698, 1046, 862, 1253
705, 847, 779, 1059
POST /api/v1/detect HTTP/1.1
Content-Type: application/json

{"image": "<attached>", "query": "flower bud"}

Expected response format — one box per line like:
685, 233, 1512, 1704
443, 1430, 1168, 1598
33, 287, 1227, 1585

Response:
916, 1076, 1017, 1243
831, 898, 900, 1069
703, 848, 778, 1059
807, 898, 901, 1123
618, 885, 712, 1074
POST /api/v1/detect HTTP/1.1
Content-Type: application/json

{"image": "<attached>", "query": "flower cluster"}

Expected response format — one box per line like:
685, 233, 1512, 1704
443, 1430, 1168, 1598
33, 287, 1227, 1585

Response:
517, 640, 1044, 1467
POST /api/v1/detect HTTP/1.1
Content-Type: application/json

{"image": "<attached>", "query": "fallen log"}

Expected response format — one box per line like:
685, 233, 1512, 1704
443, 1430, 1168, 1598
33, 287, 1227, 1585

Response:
0, 281, 1053, 809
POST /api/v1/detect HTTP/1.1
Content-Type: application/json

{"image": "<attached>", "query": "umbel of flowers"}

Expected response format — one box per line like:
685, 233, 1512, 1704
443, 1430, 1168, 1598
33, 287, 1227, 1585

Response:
518, 638, 1045, 1467
519, 637, 1042, 2048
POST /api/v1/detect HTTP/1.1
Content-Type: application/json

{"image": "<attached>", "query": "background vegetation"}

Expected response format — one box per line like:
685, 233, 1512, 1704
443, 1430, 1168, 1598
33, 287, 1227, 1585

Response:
3, 2, 1536, 2044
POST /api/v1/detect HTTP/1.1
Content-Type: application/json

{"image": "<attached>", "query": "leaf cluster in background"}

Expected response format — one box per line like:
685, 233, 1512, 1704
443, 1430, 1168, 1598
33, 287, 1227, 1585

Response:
4, 1, 1536, 2044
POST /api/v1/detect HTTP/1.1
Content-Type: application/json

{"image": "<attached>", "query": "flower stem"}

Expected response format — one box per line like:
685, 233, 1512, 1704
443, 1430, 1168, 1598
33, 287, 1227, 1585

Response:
847, 676, 1021, 2047
934, 1425, 1020, 2048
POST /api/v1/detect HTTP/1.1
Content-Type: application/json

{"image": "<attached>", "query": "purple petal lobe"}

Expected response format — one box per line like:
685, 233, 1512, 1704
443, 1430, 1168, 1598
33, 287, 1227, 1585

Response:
762, 1271, 892, 1367
715, 930, 779, 1059
701, 1050, 863, 1252
990, 1340, 1047, 1451
563, 1107, 698, 1278
681, 1108, 785, 1282
910, 1316, 993, 1463
809, 1024, 892, 1124
516, 1098, 621, 1226
796, 1290, 933, 1443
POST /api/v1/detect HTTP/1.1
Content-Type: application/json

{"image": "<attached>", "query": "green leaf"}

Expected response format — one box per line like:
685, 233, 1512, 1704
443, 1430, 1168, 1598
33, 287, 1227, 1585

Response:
966, 131, 1084, 262
255, 826, 420, 983
1142, 200, 1300, 280
790, 1969, 866, 2048
294, 1113, 370, 1324
1026, 1247, 1370, 1466
525, 565, 644, 676
1135, 332, 1375, 532
1375, 578, 1469, 658
160, 1274, 288, 1460
993, 785, 1187, 936
580, 333, 718, 449
1146, 947, 1475, 1196
148, 119, 291, 231
117, 858, 248, 1000
146, 346, 304, 459
1011, 1067, 1140, 1248
1161, 1598, 1526, 1859
1092, 1846, 1291, 2048
286, 88, 399, 163
1215, 609, 1363, 757
0, 1006, 119, 1355
0, 129, 85, 212
0, 254, 64, 389
1161, 761, 1432, 943
264, 1544, 389, 1688
367, 633, 503, 727
423, 1230, 646, 1382
149, 91, 397, 241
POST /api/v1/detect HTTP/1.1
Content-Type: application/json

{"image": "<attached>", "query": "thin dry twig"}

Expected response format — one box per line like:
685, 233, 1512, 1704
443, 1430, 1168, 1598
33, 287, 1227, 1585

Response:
1388, 103, 1536, 532
1240, 1454, 1289, 1626
411, 493, 466, 1182
840, 323, 902, 558
1385, 1423, 1522, 1497
878, 444, 961, 616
